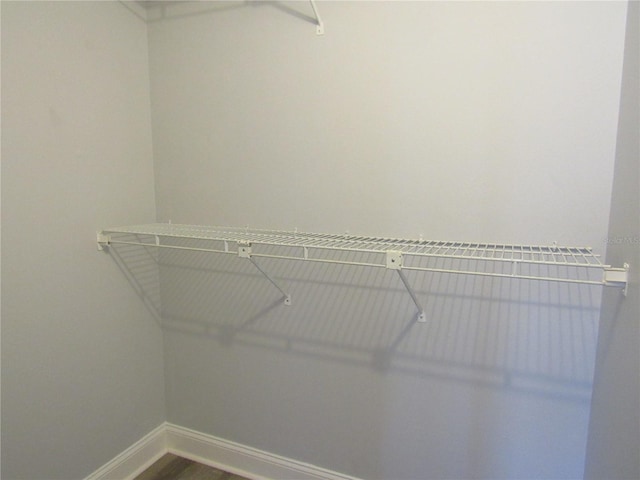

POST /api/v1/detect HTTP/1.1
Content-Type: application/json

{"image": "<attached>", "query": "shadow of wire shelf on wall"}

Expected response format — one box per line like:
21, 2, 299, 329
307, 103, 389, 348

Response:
97, 223, 630, 322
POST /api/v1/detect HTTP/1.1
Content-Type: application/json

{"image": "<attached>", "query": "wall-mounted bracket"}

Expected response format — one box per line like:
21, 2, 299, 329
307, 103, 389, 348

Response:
97, 232, 111, 251
386, 251, 426, 322
386, 250, 403, 270
239, 241, 291, 305
238, 241, 252, 258
309, 0, 324, 35
604, 263, 630, 296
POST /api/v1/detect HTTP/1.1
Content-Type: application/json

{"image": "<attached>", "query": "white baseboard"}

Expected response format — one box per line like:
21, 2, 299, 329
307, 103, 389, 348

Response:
165, 423, 362, 480
87, 422, 361, 480
85, 422, 167, 480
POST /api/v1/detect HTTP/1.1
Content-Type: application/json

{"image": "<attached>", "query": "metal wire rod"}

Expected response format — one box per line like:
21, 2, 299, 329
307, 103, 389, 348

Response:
105, 239, 231, 256
251, 253, 382, 269
396, 270, 426, 322
248, 257, 291, 306
401, 265, 604, 286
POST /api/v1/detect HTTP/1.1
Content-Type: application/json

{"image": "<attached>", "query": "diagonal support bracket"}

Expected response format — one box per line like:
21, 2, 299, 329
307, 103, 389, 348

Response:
386, 251, 426, 322
239, 242, 291, 305
309, 0, 324, 35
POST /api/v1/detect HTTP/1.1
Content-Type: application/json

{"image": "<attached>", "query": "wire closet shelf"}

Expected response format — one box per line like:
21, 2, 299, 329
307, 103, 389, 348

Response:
98, 223, 629, 290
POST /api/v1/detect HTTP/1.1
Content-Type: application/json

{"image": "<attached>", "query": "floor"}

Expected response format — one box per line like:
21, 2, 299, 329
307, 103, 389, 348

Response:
135, 453, 251, 480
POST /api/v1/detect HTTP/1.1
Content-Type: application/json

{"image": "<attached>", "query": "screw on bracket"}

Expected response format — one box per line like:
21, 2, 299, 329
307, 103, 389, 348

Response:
386, 251, 403, 270
238, 241, 252, 258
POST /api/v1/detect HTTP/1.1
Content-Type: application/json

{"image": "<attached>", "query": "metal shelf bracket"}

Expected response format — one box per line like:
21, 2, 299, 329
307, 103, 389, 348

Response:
386, 251, 426, 322
239, 241, 291, 306
309, 0, 324, 35
97, 232, 111, 251
604, 263, 630, 296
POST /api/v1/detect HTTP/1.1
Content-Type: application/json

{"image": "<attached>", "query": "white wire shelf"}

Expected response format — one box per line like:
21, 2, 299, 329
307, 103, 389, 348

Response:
98, 223, 630, 319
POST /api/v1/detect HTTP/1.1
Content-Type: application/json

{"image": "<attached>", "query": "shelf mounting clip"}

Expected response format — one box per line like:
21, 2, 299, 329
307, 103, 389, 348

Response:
238, 241, 291, 305
604, 263, 630, 296
386, 251, 426, 322
97, 232, 111, 251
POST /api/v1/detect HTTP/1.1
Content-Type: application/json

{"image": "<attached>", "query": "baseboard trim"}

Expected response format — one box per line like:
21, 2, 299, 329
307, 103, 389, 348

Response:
87, 422, 361, 480
85, 422, 167, 480
165, 423, 362, 480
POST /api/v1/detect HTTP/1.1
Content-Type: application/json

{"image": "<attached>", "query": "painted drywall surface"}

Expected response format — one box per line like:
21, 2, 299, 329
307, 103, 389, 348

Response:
146, 1, 627, 478
149, 1, 625, 250
158, 249, 602, 479
585, 1, 640, 478
1, 2, 164, 479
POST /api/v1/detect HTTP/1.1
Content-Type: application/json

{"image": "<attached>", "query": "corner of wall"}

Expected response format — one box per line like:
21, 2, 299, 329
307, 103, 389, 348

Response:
585, 1, 640, 478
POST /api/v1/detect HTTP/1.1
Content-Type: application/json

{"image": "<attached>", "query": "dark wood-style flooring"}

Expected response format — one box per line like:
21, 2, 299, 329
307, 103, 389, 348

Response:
135, 453, 251, 480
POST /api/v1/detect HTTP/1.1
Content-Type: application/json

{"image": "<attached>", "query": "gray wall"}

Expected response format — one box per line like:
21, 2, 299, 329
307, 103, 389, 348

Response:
1, 1, 633, 479
1, 2, 165, 479
148, 1, 626, 249
585, 1, 640, 478
147, 2, 628, 478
